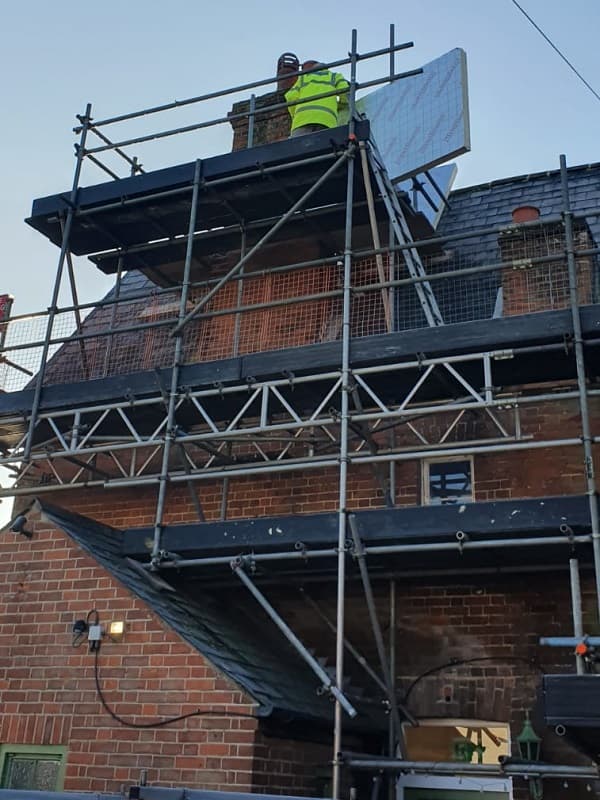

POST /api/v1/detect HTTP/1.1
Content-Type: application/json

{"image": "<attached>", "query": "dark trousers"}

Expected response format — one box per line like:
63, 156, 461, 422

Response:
290, 123, 328, 137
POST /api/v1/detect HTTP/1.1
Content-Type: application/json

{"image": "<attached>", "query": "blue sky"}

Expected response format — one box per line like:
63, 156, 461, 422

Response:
2, 0, 599, 316
0, 0, 599, 520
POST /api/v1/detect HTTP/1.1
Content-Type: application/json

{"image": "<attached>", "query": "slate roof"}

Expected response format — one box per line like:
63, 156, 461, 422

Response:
440, 162, 600, 238
396, 161, 600, 330
34, 499, 386, 734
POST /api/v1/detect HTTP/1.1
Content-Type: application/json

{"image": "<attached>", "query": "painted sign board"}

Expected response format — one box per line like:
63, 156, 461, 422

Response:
356, 48, 470, 183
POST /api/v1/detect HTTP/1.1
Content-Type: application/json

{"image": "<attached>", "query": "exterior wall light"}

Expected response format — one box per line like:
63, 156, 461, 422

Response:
71, 614, 125, 647
517, 713, 543, 800
108, 620, 125, 642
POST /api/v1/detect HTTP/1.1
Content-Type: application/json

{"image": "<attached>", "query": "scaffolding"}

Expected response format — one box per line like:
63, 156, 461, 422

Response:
1, 26, 600, 797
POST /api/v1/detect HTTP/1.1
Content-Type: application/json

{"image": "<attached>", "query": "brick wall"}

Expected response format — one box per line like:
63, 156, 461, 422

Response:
229, 91, 290, 151
40, 254, 392, 385
271, 576, 597, 800
499, 221, 594, 316
401, 577, 599, 800
1, 512, 338, 795
5, 431, 598, 797
41, 391, 597, 528
252, 734, 332, 796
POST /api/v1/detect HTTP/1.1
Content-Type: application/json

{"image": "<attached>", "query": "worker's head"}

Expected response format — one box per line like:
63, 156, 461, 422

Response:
302, 60, 323, 72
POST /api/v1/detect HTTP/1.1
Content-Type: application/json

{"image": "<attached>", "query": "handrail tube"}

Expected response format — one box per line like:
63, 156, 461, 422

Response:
561, 153, 600, 626
82, 70, 422, 156
76, 41, 415, 131
148, 534, 593, 571
3, 240, 598, 357
4, 238, 595, 335
74, 152, 337, 218
342, 756, 599, 780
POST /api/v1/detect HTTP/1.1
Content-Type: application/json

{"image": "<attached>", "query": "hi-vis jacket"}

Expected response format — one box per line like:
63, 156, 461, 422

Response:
285, 69, 349, 132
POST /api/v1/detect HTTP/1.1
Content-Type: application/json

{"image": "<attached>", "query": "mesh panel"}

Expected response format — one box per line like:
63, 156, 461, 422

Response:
0, 222, 597, 392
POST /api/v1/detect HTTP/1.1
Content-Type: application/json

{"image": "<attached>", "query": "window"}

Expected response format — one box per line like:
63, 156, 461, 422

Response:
399, 720, 512, 798
422, 457, 473, 506
397, 776, 512, 799
0, 745, 66, 791
404, 719, 510, 765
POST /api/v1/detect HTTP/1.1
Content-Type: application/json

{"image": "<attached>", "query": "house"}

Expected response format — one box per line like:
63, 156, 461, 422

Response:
1, 41, 600, 800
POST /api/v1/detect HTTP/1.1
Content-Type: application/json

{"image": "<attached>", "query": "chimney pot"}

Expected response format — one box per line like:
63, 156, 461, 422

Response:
512, 205, 540, 224
277, 52, 299, 92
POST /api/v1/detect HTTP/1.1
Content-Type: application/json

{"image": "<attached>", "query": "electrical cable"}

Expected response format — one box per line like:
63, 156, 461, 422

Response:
92, 649, 255, 729
402, 655, 544, 705
509, 0, 600, 104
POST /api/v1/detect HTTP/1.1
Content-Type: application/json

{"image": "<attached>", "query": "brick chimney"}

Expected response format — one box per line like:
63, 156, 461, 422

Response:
229, 53, 298, 151
498, 208, 594, 316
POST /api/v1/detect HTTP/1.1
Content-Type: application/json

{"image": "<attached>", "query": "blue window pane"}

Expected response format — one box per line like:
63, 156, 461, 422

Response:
428, 460, 472, 505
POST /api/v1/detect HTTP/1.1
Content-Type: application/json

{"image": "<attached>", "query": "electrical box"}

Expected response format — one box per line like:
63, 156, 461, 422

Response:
88, 624, 103, 642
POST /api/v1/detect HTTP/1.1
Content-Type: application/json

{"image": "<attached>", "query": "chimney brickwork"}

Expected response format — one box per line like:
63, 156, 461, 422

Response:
229, 91, 290, 151
498, 220, 594, 316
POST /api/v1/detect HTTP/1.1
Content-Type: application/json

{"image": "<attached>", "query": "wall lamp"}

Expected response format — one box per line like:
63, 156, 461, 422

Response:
71, 614, 125, 648
517, 713, 543, 800
108, 620, 125, 642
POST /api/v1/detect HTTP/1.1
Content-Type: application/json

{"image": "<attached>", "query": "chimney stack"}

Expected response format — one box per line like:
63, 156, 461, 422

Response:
229, 53, 298, 151
511, 205, 540, 225
499, 206, 593, 316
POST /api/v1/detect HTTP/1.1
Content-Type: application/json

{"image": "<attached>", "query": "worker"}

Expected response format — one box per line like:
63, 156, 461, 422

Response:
285, 60, 349, 137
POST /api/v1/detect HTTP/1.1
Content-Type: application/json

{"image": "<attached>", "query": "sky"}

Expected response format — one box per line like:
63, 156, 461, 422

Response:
0, 0, 599, 522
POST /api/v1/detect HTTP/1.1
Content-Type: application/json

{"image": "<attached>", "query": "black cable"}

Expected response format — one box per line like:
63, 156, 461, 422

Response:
87, 609, 100, 625
92, 649, 255, 728
402, 655, 544, 705
510, 0, 600, 104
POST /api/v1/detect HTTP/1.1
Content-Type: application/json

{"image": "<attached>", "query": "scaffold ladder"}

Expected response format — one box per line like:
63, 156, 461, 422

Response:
366, 140, 444, 327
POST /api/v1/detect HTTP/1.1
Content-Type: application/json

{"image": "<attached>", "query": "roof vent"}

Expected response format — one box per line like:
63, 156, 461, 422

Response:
512, 205, 540, 224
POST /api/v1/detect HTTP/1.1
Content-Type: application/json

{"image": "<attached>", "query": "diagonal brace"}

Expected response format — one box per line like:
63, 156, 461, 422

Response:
172, 144, 356, 336
348, 515, 417, 742
301, 589, 388, 693
232, 561, 357, 718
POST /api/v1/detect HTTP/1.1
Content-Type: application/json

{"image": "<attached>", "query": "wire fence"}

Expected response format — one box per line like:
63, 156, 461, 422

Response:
0, 225, 597, 393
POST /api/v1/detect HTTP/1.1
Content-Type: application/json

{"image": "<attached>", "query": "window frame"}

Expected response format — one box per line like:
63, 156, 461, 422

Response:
0, 744, 67, 791
422, 455, 474, 506
396, 773, 512, 799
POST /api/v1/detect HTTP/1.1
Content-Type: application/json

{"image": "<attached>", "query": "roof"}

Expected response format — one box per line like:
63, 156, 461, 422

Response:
396, 161, 600, 329
34, 500, 386, 735
63, 161, 600, 352
440, 161, 600, 241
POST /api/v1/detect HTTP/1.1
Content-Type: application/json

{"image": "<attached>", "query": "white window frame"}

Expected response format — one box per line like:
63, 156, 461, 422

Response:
396, 773, 512, 798
422, 455, 474, 506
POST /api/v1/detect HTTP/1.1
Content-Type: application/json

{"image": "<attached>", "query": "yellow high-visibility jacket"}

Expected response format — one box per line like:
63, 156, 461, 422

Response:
285, 69, 349, 132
